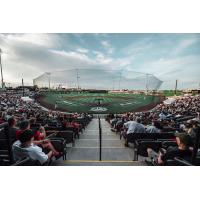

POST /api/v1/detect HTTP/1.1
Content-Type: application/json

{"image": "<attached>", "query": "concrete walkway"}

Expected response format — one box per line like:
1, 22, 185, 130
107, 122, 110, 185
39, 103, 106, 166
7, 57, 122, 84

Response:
55, 118, 146, 166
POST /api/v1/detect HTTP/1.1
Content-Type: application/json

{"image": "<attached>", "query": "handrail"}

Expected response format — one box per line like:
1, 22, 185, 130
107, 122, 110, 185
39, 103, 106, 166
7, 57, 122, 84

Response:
98, 115, 102, 161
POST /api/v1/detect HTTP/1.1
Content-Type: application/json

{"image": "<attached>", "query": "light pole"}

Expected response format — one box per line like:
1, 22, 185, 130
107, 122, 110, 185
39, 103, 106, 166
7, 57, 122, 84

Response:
145, 73, 150, 95
46, 72, 51, 90
0, 48, 4, 89
118, 70, 123, 91
174, 79, 178, 95
76, 68, 80, 90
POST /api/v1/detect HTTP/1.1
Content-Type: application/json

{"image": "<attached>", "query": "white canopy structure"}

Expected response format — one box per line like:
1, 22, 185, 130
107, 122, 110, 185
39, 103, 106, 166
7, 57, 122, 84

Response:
163, 97, 176, 105
21, 96, 34, 102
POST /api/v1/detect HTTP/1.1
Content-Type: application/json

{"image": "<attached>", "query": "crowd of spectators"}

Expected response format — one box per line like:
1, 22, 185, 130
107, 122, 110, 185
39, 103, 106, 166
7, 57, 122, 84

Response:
106, 95, 200, 165
0, 91, 92, 165
107, 95, 200, 134
1, 90, 200, 165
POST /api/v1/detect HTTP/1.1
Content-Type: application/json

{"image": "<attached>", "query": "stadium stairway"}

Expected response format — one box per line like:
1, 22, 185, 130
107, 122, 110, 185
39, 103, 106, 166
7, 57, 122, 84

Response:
54, 118, 147, 166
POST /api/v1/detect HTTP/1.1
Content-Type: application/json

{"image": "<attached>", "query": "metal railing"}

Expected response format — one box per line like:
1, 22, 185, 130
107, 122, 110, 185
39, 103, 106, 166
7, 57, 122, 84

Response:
98, 115, 102, 161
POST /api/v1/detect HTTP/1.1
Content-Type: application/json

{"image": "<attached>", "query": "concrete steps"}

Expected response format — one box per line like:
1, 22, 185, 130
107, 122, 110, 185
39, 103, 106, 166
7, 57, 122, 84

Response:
55, 118, 144, 165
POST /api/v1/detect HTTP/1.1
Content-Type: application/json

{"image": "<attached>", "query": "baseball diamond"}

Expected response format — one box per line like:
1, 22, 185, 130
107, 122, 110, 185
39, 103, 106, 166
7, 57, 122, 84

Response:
37, 92, 162, 113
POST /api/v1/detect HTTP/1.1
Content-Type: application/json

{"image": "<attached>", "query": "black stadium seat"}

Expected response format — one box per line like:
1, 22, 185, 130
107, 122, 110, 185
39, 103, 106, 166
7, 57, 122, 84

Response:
134, 140, 162, 160
0, 123, 14, 165
127, 132, 175, 144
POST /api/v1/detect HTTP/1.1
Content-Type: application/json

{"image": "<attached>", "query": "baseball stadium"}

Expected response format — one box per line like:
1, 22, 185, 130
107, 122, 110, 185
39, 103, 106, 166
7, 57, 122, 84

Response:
34, 69, 163, 114
1, 33, 200, 167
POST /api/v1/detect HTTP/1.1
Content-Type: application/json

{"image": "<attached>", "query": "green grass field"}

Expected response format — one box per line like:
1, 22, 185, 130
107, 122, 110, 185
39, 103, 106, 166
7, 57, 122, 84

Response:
163, 90, 183, 97
40, 92, 161, 114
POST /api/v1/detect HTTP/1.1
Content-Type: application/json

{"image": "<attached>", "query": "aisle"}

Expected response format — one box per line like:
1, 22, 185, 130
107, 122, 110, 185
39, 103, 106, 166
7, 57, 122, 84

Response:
55, 118, 146, 165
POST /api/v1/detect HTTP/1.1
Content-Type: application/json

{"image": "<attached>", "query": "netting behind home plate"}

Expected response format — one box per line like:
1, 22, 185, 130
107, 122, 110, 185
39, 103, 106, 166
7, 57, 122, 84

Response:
33, 68, 163, 91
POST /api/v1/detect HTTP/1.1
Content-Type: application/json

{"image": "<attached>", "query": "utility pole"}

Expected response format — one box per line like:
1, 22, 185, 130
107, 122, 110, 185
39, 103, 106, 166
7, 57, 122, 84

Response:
76, 68, 80, 90
46, 72, 51, 90
0, 48, 4, 89
174, 79, 178, 95
118, 70, 123, 91
145, 73, 149, 95
22, 78, 25, 96
112, 77, 115, 90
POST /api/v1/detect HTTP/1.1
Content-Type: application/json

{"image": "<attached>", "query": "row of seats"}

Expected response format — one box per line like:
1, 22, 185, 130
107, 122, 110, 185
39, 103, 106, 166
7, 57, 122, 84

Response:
132, 128, 200, 165
0, 116, 92, 166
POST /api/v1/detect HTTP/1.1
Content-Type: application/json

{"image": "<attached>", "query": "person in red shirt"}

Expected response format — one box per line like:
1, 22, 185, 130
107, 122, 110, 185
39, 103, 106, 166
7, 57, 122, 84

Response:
67, 117, 80, 130
17, 120, 60, 156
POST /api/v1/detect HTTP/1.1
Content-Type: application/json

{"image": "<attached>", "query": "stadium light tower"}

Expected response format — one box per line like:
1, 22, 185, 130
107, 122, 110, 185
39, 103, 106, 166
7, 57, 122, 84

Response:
0, 48, 4, 89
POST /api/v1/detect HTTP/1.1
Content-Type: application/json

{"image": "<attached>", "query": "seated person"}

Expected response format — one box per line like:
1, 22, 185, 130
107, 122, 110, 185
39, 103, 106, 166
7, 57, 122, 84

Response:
8, 116, 18, 144
62, 117, 80, 129
114, 117, 126, 133
62, 117, 80, 138
146, 121, 163, 133
147, 132, 192, 165
122, 116, 146, 146
0, 111, 5, 124
17, 120, 60, 156
12, 129, 53, 164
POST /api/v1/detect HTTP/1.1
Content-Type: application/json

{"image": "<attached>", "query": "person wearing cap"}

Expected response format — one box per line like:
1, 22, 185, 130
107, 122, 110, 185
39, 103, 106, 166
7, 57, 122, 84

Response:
12, 129, 53, 164
147, 132, 192, 165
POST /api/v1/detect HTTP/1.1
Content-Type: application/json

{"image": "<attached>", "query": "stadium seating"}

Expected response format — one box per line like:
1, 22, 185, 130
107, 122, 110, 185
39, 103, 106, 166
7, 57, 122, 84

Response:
0, 123, 14, 165
126, 132, 175, 144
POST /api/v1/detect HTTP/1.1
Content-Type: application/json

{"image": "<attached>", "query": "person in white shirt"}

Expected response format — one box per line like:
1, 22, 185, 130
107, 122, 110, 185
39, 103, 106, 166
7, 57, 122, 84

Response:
124, 117, 138, 134
146, 121, 162, 133
124, 117, 146, 134
123, 116, 146, 146
12, 129, 53, 165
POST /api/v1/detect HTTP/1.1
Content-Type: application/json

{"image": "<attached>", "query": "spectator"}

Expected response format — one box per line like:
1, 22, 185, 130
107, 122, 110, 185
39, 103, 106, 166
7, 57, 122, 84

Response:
146, 121, 163, 133
17, 120, 60, 156
12, 129, 53, 164
188, 120, 199, 139
8, 117, 18, 144
122, 116, 146, 146
0, 112, 5, 124
147, 132, 192, 165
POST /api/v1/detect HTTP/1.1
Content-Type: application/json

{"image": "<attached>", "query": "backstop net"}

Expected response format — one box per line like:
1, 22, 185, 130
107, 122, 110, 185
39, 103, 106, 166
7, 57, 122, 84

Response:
33, 68, 163, 91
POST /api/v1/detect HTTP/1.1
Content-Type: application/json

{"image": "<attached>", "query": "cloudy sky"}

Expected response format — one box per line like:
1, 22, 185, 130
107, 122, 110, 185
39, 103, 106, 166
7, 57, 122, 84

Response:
0, 33, 200, 89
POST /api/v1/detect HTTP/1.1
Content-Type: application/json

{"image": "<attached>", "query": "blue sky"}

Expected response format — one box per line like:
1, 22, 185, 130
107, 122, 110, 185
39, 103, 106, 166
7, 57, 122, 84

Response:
0, 33, 200, 89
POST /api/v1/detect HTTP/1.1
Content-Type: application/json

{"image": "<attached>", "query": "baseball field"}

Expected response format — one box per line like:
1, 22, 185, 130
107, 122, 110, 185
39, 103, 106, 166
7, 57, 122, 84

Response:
37, 92, 162, 114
